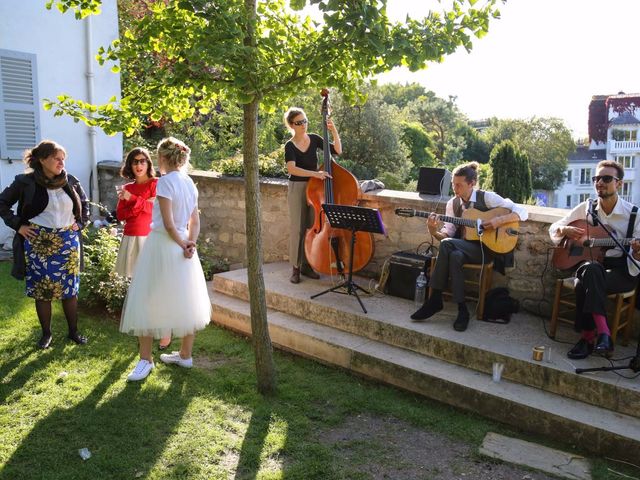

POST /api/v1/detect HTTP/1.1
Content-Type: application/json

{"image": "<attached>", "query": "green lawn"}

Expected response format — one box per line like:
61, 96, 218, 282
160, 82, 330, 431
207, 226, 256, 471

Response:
0, 262, 627, 479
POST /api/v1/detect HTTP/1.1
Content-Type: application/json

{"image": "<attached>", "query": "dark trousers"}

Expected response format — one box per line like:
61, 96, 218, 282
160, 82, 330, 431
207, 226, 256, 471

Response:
429, 238, 492, 303
574, 258, 637, 331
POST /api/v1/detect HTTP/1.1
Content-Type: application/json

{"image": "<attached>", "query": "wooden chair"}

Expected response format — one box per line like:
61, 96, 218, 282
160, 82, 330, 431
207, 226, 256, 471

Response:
549, 277, 637, 345
428, 257, 494, 319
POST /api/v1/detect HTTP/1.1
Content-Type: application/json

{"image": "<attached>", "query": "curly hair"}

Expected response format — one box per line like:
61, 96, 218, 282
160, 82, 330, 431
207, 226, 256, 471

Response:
120, 147, 155, 180
23, 140, 66, 172
157, 137, 191, 170
452, 161, 480, 184
283, 107, 306, 133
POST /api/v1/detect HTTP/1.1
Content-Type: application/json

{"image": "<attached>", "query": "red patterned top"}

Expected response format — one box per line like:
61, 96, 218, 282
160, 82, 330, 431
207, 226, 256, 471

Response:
116, 178, 158, 236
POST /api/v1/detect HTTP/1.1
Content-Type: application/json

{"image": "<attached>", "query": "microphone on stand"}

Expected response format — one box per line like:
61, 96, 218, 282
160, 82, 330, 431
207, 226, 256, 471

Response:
587, 198, 599, 225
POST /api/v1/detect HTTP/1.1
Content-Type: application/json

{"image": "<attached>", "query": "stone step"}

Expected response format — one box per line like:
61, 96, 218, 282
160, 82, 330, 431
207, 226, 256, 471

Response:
211, 290, 640, 463
212, 263, 640, 421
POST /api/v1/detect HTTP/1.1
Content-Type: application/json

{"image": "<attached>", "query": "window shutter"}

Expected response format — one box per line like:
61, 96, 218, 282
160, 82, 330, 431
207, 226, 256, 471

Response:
0, 50, 40, 160
573, 169, 578, 185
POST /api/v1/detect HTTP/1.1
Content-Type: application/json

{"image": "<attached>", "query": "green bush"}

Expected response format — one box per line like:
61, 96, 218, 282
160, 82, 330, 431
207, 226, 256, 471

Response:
212, 147, 287, 178
81, 227, 130, 315
197, 237, 230, 281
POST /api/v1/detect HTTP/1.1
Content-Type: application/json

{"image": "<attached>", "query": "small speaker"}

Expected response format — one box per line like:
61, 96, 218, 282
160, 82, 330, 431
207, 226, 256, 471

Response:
384, 251, 431, 300
417, 167, 451, 196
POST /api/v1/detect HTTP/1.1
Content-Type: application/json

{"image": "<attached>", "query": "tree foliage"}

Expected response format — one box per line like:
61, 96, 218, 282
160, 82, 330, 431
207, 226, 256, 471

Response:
400, 121, 436, 180
482, 117, 573, 190
487, 140, 532, 203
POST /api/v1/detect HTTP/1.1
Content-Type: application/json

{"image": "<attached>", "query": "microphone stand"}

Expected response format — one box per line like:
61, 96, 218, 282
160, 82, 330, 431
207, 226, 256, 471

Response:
575, 203, 640, 375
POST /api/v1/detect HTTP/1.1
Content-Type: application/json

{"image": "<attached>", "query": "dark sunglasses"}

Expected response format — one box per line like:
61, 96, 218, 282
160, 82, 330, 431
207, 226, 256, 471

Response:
292, 119, 308, 126
132, 158, 148, 166
591, 175, 619, 184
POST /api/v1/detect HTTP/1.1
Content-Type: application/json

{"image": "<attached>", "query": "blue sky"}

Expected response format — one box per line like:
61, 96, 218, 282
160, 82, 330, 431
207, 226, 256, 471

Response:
375, 0, 640, 139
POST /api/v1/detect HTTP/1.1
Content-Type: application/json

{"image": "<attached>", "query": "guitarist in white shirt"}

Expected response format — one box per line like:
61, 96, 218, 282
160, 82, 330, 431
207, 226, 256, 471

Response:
549, 160, 640, 359
411, 161, 528, 331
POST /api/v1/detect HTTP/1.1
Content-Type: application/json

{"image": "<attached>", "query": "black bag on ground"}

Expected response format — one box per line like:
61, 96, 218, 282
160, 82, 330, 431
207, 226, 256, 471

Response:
482, 287, 519, 324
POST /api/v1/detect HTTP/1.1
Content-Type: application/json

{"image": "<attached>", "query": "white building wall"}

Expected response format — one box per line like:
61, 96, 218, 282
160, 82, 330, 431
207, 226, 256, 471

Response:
0, 0, 122, 196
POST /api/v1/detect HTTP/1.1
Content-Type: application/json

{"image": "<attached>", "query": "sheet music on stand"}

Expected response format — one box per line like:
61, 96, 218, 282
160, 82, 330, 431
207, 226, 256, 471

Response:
310, 204, 386, 313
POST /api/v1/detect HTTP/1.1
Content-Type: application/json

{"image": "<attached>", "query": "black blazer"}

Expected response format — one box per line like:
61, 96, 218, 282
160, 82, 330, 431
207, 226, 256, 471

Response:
0, 173, 90, 279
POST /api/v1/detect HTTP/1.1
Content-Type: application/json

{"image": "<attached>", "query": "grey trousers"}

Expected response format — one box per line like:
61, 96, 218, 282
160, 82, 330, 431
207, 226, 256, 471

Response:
287, 180, 312, 268
429, 238, 492, 303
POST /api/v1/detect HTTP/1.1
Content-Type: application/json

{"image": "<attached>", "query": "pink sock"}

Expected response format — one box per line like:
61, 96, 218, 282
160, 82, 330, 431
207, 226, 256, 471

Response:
592, 314, 610, 336
581, 330, 596, 342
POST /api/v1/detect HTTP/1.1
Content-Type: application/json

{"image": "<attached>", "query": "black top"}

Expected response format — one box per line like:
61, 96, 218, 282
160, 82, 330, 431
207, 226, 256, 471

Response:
284, 133, 337, 182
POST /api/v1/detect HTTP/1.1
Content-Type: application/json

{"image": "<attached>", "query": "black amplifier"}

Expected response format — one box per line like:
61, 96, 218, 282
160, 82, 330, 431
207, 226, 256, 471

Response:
384, 251, 431, 300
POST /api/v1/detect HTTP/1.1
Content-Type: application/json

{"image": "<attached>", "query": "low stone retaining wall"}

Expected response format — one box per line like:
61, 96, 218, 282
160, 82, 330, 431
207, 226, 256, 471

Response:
98, 163, 571, 312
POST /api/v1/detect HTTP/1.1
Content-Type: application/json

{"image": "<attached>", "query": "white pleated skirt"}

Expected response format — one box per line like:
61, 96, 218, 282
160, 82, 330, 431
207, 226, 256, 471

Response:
119, 230, 211, 339
114, 235, 147, 278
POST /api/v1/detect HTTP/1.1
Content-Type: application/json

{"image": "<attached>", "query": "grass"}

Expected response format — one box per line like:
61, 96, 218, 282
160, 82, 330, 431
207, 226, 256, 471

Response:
0, 261, 634, 479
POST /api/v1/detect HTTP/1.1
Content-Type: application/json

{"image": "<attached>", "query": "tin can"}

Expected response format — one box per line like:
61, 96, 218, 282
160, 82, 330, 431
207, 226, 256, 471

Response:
532, 346, 545, 362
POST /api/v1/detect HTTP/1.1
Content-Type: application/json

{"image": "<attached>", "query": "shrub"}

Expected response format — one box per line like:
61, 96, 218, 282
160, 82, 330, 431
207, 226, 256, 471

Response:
212, 147, 287, 178
198, 238, 230, 281
81, 227, 130, 315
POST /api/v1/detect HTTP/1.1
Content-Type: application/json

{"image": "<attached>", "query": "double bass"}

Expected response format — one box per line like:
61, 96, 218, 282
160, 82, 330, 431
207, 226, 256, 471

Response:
304, 89, 374, 276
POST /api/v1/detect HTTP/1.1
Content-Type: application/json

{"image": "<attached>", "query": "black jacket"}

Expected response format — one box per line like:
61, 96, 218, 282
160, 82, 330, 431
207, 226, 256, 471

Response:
0, 173, 90, 279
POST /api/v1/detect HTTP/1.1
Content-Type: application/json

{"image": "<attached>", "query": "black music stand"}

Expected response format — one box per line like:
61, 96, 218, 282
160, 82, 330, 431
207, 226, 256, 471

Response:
310, 204, 386, 313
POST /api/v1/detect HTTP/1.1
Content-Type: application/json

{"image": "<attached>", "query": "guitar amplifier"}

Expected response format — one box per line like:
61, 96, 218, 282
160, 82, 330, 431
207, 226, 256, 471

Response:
384, 251, 431, 300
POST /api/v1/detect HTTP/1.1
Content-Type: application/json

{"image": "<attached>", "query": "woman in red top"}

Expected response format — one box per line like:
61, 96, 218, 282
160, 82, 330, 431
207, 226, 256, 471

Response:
115, 147, 157, 277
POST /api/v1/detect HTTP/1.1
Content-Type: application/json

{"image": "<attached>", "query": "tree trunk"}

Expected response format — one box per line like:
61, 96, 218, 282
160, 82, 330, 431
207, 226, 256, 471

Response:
242, 0, 276, 395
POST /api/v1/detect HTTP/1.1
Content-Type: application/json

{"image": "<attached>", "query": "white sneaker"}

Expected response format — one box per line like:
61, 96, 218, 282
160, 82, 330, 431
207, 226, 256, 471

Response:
160, 351, 193, 368
127, 359, 154, 381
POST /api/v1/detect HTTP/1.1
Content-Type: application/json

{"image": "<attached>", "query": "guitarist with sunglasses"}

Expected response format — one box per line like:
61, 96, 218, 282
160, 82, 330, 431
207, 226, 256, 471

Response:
411, 161, 528, 331
549, 160, 640, 359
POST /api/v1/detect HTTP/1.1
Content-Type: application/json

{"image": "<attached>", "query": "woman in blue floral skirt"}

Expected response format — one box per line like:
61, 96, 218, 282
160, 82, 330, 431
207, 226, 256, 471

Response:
0, 140, 90, 348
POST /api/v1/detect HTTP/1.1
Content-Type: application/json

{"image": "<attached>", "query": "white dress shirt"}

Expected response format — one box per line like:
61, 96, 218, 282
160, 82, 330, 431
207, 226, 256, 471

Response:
439, 189, 529, 239
549, 197, 640, 276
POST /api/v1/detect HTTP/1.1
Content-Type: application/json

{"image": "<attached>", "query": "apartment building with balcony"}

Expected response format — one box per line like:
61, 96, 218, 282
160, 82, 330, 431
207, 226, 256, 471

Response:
554, 93, 640, 208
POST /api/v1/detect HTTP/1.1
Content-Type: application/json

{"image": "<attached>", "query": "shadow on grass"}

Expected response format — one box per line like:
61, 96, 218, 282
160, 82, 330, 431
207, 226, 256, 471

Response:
0, 356, 196, 480
234, 405, 273, 480
0, 335, 57, 405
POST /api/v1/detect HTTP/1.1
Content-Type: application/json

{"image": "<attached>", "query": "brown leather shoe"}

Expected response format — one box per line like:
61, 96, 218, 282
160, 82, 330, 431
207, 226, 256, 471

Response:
290, 266, 301, 284
300, 264, 320, 279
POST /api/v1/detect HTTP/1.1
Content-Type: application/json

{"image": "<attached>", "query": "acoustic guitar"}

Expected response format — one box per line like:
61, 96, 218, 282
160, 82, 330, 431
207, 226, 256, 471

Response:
395, 207, 519, 254
551, 219, 637, 270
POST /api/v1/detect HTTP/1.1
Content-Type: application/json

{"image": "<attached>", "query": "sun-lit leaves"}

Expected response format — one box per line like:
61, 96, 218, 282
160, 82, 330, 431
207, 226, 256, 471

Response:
43, 0, 502, 137
46, 0, 101, 19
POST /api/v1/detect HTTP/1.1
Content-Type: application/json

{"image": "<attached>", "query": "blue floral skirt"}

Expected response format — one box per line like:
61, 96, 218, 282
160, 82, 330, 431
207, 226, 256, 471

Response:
24, 224, 80, 300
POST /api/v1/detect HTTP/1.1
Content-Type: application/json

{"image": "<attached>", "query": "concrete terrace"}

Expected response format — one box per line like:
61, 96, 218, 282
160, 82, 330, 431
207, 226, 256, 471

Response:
210, 262, 640, 463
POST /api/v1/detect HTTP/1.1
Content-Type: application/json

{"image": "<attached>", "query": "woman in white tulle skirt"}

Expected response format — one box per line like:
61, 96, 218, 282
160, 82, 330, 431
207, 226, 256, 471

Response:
120, 137, 211, 381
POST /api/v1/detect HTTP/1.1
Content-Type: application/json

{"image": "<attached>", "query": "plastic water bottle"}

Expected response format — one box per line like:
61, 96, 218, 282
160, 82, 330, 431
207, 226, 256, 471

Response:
414, 272, 427, 308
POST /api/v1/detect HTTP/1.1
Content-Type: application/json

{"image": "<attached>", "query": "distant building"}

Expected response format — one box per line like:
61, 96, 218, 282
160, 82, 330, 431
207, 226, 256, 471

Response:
0, 0, 122, 246
555, 92, 640, 208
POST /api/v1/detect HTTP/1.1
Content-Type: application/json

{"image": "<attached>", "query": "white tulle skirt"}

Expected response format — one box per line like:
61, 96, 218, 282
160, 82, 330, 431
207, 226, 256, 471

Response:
119, 230, 211, 339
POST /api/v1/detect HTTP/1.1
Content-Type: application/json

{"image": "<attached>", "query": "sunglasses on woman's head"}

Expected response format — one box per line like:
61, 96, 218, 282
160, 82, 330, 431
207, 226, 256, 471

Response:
591, 175, 619, 184
292, 119, 308, 126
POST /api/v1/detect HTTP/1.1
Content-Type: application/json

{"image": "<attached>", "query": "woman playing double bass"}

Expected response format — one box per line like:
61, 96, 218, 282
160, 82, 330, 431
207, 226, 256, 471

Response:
283, 107, 342, 284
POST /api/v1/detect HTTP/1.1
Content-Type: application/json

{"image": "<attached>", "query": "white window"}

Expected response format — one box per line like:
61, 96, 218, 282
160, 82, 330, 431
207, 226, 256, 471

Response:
0, 50, 40, 160
612, 129, 638, 142
579, 193, 591, 203
565, 195, 571, 208
566, 170, 572, 183
617, 155, 634, 169
579, 168, 592, 185
622, 181, 633, 197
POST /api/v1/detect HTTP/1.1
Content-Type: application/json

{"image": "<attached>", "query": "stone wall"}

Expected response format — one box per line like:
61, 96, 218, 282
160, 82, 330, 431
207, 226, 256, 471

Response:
98, 163, 568, 311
